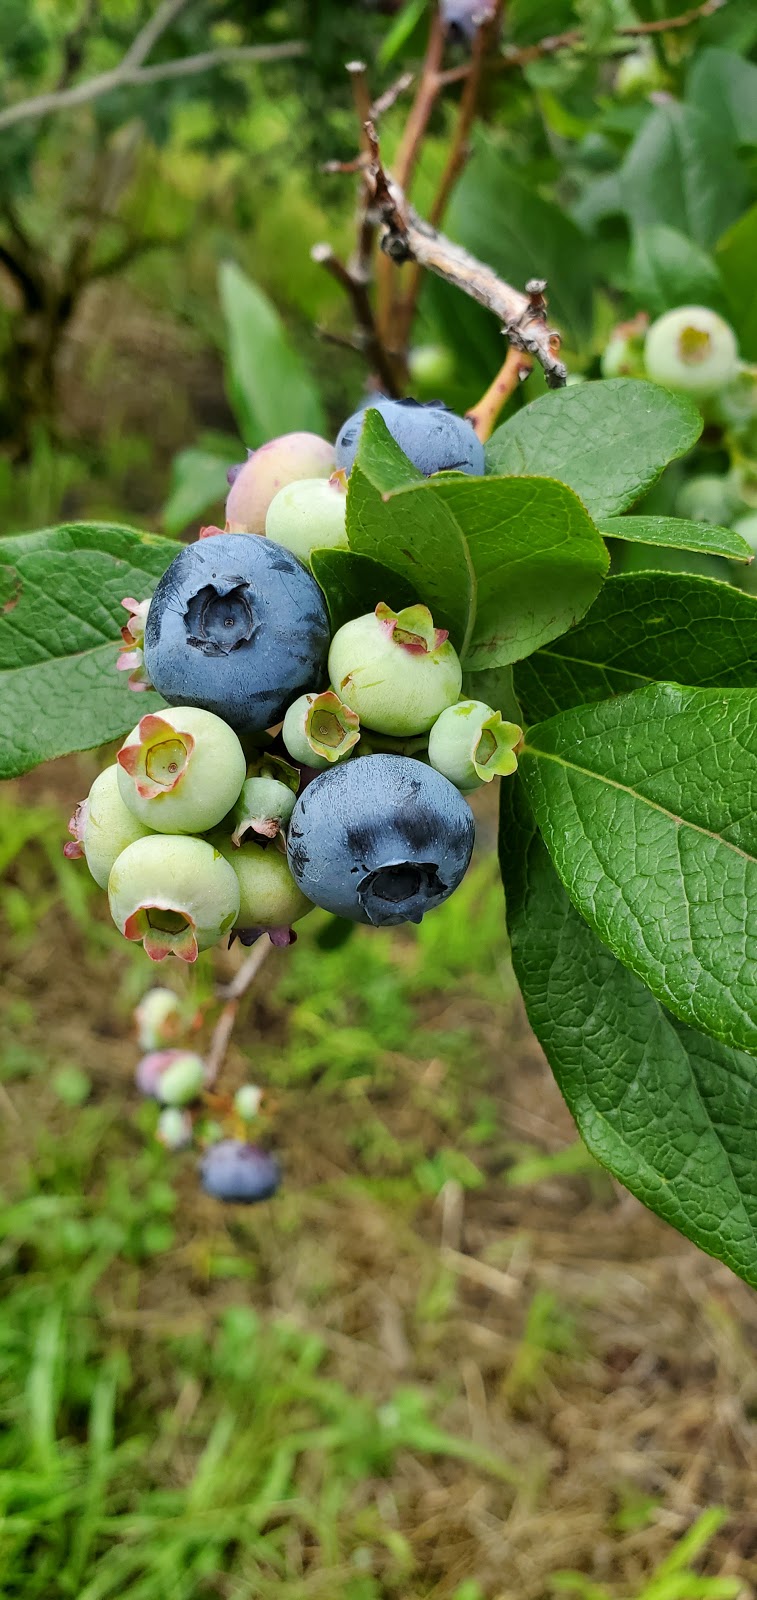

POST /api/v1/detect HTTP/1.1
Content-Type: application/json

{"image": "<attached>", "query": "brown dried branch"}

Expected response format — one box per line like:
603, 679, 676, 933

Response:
369, 71, 415, 121
347, 61, 378, 282
206, 940, 272, 1088
396, 1, 504, 352
364, 123, 567, 387
376, 8, 447, 344
311, 243, 402, 396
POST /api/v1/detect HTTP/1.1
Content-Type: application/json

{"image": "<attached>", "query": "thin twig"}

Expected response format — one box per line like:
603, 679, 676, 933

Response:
370, 71, 415, 121
121, 0, 192, 71
397, 2, 503, 351
465, 344, 532, 440
376, 7, 446, 344
0, 39, 306, 133
206, 940, 272, 1088
312, 243, 401, 396
364, 123, 566, 387
347, 60, 378, 283
446, 0, 725, 81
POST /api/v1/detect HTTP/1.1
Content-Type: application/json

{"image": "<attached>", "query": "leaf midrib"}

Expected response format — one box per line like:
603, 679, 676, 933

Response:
522, 742, 757, 866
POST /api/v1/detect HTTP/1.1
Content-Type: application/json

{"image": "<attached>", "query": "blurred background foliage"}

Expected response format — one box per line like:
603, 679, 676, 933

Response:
4, 3, 757, 1595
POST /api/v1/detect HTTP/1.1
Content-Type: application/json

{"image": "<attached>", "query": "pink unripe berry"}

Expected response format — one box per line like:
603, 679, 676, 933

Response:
225, 434, 335, 535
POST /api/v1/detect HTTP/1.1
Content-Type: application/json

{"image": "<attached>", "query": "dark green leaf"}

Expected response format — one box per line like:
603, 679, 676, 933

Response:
518, 683, 757, 1054
620, 102, 748, 249
461, 664, 523, 724
309, 548, 420, 635
686, 48, 757, 147
162, 447, 231, 537
630, 225, 726, 319
0, 523, 175, 779
348, 412, 608, 666
601, 515, 752, 563
446, 137, 593, 344
515, 573, 757, 722
485, 380, 702, 520
716, 203, 757, 362
218, 261, 326, 447
501, 781, 757, 1289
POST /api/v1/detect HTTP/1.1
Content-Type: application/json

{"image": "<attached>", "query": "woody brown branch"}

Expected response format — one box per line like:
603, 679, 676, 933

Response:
311, 243, 402, 396
363, 123, 567, 388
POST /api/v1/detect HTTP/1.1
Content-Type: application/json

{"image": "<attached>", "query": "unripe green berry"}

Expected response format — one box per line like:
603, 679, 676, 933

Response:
234, 1084, 263, 1120
265, 474, 348, 563
644, 306, 740, 397
156, 1107, 194, 1150
328, 603, 463, 736
156, 1050, 206, 1106
109, 834, 240, 963
117, 707, 246, 834
282, 690, 360, 769
134, 986, 184, 1050
65, 764, 153, 889
676, 474, 738, 527
230, 756, 300, 844
428, 700, 522, 791
216, 837, 314, 932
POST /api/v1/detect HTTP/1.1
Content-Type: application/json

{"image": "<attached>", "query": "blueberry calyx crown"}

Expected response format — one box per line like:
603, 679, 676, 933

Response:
375, 602, 449, 655
184, 579, 255, 656
357, 860, 447, 927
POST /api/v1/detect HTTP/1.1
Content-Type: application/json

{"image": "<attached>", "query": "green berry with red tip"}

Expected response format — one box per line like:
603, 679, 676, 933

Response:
230, 755, 300, 845
428, 700, 522, 792
117, 707, 246, 834
644, 306, 740, 397
215, 836, 314, 934
265, 473, 348, 563
108, 834, 240, 963
282, 689, 360, 769
65, 764, 153, 889
225, 433, 335, 534
328, 603, 462, 736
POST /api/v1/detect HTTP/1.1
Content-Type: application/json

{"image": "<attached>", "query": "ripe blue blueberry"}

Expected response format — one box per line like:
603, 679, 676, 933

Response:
286, 754, 475, 926
335, 398, 485, 478
200, 1140, 281, 1203
143, 533, 331, 733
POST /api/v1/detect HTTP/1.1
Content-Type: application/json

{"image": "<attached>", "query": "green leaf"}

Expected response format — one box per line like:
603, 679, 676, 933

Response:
630, 225, 726, 320
716, 202, 757, 362
218, 260, 325, 447
309, 548, 420, 635
620, 101, 749, 249
378, 0, 427, 65
515, 572, 757, 722
348, 412, 608, 667
518, 683, 757, 1054
161, 447, 231, 537
461, 664, 522, 723
600, 515, 752, 563
500, 780, 757, 1289
447, 137, 593, 344
686, 48, 757, 147
0, 523, 176, 780
485, 380, 702, 520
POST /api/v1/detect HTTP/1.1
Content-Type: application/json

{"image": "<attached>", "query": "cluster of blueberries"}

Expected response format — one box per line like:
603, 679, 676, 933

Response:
132, 986, 280, 1203
65, 396, 522, 1201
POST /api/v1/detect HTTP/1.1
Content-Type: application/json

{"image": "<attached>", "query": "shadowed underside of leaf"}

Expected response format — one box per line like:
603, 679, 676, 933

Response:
500, 780, 757, 1289
518, 683, 757, 1054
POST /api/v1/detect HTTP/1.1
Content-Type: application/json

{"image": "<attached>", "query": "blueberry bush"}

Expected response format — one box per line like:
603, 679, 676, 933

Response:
3, 0, 757, 1288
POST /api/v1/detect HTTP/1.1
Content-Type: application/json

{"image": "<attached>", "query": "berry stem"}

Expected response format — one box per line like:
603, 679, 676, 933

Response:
466, 344, 533, 441
206, 939, 272, 1089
